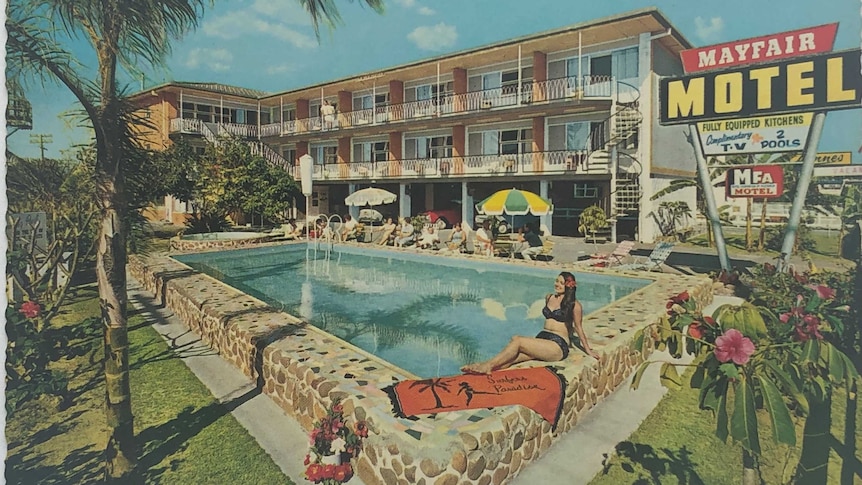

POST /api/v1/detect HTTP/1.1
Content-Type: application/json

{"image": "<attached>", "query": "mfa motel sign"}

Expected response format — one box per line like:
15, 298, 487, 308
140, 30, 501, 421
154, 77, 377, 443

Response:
726, 166, 784, 198
661, 48, 862, 125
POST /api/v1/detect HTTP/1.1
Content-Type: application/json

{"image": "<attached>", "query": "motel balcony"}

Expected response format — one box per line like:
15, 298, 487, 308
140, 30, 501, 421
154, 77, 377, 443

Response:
168, 76, 621, 140
305, 149, 612, 182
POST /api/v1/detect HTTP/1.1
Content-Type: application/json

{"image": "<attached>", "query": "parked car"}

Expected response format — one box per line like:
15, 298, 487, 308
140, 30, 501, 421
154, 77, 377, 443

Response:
358, 208, 384, 224
422, 209, 461, 229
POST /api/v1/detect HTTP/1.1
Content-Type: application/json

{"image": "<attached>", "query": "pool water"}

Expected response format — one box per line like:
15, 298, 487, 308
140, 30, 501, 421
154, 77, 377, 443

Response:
174, 244, 651, 378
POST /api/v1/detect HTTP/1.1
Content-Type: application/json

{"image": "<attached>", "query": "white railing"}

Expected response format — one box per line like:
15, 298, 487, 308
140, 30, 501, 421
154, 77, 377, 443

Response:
304, 150, 613, 181
219, 122, 258, 138
260, 122, 281, 137
169, 117, 202, 133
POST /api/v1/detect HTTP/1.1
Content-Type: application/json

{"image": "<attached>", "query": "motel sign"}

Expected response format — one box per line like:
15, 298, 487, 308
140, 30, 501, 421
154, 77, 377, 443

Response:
660, 48, 862, 124
726, 166, 784, 198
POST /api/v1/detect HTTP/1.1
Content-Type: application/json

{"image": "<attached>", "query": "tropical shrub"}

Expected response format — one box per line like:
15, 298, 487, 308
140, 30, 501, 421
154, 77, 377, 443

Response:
631, 265, 858, 483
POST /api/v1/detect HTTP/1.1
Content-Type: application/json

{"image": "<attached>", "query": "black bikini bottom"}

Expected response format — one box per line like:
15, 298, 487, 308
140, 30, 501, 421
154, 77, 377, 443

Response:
535, 331, 570, 359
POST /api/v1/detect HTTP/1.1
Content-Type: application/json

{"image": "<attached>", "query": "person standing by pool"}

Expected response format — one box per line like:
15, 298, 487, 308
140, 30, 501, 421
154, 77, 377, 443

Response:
461, 271, 599, 374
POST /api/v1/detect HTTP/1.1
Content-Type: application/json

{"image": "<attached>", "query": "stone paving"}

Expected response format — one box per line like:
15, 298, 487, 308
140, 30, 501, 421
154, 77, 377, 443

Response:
130, 238, 714, 485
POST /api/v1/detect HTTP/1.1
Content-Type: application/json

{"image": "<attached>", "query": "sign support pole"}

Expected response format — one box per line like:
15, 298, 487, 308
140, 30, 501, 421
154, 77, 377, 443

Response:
777, 111, 827, 273
688, 125, 731, 271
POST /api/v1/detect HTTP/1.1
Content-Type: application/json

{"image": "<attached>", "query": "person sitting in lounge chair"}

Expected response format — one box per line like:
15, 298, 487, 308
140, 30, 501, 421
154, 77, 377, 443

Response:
513, 223, 544, 260
340, 214, 360, 241
394, 218, 415, 247
475, 220, 494, 256
417, 225, 440, 249
378, 217, 397, 245
445, 223, 467, 252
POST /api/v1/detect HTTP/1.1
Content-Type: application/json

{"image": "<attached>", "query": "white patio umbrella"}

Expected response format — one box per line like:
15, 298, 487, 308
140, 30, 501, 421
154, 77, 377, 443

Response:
345, 187, 397, 206
344, 187, 397, 242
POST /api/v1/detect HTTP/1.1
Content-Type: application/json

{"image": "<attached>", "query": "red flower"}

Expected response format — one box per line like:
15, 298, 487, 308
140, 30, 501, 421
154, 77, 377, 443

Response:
714, 329, 756, 365
322, 464, 336, 479
670, 291, 690, 305
333, 463, 353, 482
354, 421, 368, 438
332, 403, 343, 414
19, 301, 41, 319
808, 284, 835, 300
564, 276, 576, 288
305, 463, 324, 482
304, 454, 311, 466
688, 322, 703, 340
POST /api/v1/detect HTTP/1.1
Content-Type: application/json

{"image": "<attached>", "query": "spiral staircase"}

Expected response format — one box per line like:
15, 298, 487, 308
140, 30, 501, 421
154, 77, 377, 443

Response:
586, 81, 644, 221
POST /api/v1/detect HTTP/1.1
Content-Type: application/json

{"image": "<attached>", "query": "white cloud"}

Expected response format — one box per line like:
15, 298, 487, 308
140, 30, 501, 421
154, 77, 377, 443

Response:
407, 23, 457, 51
251, 0, 313, 26
202, 9, 316, 49
694, 16, 724, 42
184, 48, 233, 72
418, 6, 435, 16
266, 64, 295, 75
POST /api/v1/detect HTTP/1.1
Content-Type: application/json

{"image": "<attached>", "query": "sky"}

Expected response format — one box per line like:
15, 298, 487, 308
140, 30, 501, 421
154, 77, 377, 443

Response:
5, 0, 862, 161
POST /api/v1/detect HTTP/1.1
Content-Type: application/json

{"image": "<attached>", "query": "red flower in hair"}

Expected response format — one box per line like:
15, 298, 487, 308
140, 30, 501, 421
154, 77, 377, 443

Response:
564, 277, 576, 288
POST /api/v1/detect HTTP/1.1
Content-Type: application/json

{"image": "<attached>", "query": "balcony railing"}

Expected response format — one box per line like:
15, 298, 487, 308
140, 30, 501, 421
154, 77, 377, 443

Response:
245, 75, 617, 139
311, 149, 610, 181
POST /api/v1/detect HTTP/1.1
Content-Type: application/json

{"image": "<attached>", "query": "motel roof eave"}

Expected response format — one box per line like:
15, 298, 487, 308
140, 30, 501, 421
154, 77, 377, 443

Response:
129, 7, 693, 103
261, 7, 694, 101
129, 81, 269, 102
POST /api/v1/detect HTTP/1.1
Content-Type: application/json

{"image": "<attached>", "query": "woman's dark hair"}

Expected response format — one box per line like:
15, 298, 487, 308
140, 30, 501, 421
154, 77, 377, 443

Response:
559, 271, 578, 333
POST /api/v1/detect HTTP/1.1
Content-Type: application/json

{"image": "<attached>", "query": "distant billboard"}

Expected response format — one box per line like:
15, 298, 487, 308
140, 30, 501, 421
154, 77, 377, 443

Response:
790, 151, 853, 165
660, 48, 862, 125
726, 166, 784, 198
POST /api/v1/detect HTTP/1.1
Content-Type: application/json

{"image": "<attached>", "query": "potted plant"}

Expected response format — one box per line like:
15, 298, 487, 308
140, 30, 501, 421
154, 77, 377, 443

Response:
578, 204, 609, 249
304, 398, 368, 485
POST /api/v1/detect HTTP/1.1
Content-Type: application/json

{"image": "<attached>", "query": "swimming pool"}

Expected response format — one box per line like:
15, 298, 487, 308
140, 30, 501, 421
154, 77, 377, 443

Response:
174, 244, 652, 378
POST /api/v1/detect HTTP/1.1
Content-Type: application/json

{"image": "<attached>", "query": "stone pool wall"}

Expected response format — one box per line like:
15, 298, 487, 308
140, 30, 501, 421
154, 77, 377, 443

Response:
129, 253, 713, 485
169, 233, 274, 252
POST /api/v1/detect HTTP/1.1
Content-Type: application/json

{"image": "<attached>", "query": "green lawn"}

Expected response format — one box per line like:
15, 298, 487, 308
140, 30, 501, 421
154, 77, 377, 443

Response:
5, 284, 291, 484
589, 370, 861, 484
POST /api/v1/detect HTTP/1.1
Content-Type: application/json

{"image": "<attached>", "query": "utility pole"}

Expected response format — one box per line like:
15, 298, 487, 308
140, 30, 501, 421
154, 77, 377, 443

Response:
29, 133, 53, 161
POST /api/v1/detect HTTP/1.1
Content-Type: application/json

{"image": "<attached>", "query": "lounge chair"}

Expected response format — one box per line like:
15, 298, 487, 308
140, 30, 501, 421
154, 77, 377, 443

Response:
617, 242, 675, 272
587, 240, 636, 266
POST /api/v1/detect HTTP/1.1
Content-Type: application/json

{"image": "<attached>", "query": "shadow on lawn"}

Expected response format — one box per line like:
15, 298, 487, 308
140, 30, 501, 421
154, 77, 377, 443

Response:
137, 387, 260, 482
6, 444, 103, 485
601, 441, 706, 485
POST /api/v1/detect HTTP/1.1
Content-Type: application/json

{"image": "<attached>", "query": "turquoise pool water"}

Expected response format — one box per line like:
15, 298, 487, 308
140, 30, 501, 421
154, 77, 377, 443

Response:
174, 244, 651, 378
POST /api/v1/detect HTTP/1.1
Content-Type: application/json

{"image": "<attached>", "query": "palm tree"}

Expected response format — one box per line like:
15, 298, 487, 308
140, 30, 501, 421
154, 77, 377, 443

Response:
7, 0, 382, 480
409, 378, 454, 410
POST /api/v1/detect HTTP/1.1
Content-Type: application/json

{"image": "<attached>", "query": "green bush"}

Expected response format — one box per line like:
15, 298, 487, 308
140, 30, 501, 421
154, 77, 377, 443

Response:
764, 223, 815, 253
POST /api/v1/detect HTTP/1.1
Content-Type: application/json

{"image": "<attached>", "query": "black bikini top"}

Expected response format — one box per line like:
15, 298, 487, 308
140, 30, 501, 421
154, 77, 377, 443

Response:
542, 296, 567, 322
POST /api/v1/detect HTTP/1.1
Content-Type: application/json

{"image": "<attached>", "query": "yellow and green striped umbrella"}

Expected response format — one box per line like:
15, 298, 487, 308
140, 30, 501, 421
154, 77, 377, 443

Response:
475, 188, 554, 216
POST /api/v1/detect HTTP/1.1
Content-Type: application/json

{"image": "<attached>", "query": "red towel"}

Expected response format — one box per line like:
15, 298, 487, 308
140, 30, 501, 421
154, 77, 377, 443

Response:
384, 367, 566, 429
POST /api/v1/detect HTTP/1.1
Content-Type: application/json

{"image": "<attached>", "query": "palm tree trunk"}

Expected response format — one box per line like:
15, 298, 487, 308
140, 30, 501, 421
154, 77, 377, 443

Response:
758, 199, 767, 251
841, 380, 857, 484
795, 391, 832, 484
745, 197, 753, 250
96, 108, 138, 481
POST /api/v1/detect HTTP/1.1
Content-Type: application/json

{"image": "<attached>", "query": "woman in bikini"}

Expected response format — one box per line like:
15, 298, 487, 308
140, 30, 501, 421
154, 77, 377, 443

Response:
461, 271, 599, 374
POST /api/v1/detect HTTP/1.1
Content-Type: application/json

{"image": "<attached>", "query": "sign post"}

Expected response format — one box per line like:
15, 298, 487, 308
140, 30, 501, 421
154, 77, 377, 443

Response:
688, 128, 732, 271
777, 112, 827, 272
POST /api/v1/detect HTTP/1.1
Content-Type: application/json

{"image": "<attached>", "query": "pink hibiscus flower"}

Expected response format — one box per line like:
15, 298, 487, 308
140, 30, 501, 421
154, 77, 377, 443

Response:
714, 329, 756, 365
808, 284, 835, 300
19, 301, 41, 319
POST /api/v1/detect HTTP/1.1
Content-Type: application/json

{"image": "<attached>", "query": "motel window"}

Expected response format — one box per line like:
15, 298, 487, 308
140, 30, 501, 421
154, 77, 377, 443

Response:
612, 47, 639, 80
282, 147, 296, 165
472, 128, 532, 156
566, 123, 591, 151
282, 107, 296, 122
573, 183, 599, 198
353, 141, 389, 162
311, 145, 338, 165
